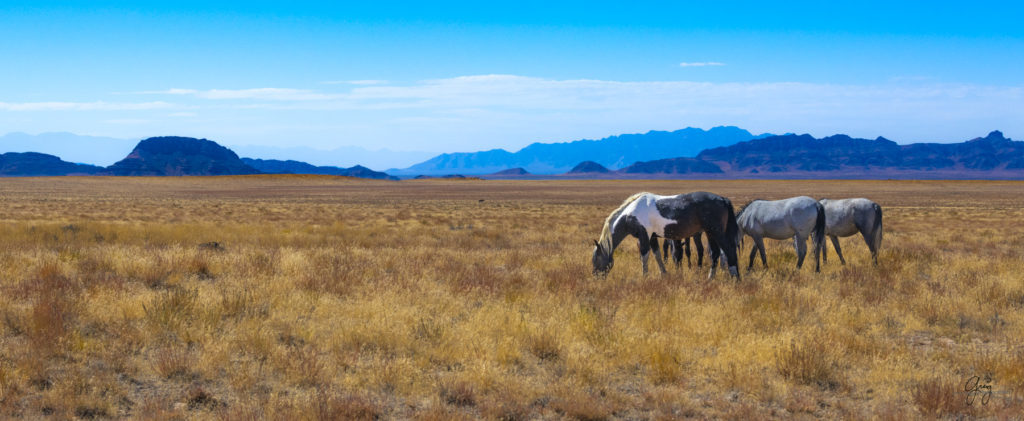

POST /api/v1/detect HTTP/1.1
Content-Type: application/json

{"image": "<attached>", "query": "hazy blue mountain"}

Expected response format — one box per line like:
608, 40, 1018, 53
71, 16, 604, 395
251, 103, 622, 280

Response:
241, 158, 397, 180
231, 145, 435, 171
392, 126, 764, 175
0, 152, 104, 176
105, 137, 260, 176
0, 132, 137, 166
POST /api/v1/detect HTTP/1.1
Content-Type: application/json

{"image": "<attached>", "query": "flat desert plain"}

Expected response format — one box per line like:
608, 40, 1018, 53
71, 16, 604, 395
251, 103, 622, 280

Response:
0, 176, 1022, 419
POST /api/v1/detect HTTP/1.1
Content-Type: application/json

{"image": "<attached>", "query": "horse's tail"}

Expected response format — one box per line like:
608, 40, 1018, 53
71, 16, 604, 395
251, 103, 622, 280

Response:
726, 200, 741, 252
871, 202, 883, 261
813, 201, 826, 254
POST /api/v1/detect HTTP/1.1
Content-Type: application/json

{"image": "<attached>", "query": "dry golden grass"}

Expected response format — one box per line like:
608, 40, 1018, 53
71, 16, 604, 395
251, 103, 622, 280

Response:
0, 176, 1023, 419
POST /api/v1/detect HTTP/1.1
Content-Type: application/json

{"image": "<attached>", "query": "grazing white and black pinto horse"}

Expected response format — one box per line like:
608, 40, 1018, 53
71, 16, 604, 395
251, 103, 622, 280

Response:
592, 192, 741, 280
819, 198, 883, 265
737, 196, 826, 272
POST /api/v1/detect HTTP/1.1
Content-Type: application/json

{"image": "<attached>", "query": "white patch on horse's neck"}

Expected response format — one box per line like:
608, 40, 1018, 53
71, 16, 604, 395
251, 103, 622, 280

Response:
599, 192, 653, 251
621, 193, 674, 238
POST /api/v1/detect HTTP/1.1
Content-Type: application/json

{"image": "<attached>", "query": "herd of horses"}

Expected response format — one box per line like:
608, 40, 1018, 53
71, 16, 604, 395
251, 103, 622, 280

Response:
591, 192, 884, 281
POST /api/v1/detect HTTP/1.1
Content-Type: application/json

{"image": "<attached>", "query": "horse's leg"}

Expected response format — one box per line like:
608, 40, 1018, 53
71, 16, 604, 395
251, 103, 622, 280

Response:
830, 235, 846, 265
683, 238, 692, 268
638, 237, 651, 275
708, 231, 740, 280
751, 236, 768, 268
794, 235, 808, 269
858, 228, 877, 265
706, 236, 720, 279
813, 234, 822, 273
650, 236, 668, 275
694, 232, 705, 268
822, 233, 828, 263
672, 240, 684, 269
748, 241, 759, 269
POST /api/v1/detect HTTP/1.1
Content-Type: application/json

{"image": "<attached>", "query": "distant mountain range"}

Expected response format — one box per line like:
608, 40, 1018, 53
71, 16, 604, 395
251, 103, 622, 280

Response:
390, 126, 764, 175
689, 130, 1024, 178
0, 132, 431, 170
241, 158, 396, 180
0, 136, 392, 179
231, 145, 434, 171
537, 130, 1023, 179
1, 129, 1023, 179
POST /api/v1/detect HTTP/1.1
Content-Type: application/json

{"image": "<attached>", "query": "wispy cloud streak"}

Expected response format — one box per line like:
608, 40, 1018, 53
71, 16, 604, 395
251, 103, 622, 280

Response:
0, 101, 175, 111
679, 62, 726, 67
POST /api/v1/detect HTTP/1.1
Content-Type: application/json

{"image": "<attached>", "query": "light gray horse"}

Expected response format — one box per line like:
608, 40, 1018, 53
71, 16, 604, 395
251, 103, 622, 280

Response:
736, 196, 826, 272
818, 198, 883, 265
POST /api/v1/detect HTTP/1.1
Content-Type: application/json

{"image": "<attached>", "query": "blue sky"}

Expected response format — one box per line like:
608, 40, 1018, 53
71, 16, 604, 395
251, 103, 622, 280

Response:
1, 1, 1023, 157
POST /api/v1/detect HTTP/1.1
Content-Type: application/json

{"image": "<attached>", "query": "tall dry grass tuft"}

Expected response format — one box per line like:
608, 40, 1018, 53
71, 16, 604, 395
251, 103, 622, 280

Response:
152, 346, 195, 380
26, 262, 79, 360
550, 387, 616, 421
527, 330, 562, 362
912, 377, 973, 417
308, 389, 381, 421
439, 379, 477, 407
144, 287, 199, 333
775, 336, 844, 390
300, 251, 368, 297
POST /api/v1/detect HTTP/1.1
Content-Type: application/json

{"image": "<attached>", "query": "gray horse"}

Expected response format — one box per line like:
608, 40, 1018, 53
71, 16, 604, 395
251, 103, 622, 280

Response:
819, 198, 883, 265
736, 196, 826, 272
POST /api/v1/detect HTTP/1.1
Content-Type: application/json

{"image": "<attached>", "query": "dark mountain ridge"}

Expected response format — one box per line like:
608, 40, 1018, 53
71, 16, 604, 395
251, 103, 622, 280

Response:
105, 136, 260, 176
241, 158, 397, 180
0, 152, 103, 176
695, 130, 1024, 176
515, 130, 1024, 179
568, 161, 610, 173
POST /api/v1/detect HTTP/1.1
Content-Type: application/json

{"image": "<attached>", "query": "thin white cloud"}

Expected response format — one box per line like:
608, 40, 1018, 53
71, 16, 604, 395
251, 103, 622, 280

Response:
0, 101, 175, 111
133, 88, 198, 95
679, 62, 726, 67
321, 80, 388, 85
139, 87, 341, 101
197, 88, 337, 101
105, 118, 152, 125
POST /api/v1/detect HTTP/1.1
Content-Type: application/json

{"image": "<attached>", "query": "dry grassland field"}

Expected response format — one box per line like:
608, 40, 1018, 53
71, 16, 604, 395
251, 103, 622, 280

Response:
1, 175, 1024, 420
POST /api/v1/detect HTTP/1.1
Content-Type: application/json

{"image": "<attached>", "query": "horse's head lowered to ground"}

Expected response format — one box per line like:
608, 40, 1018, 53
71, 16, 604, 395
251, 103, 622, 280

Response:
592, 240, 613, 275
